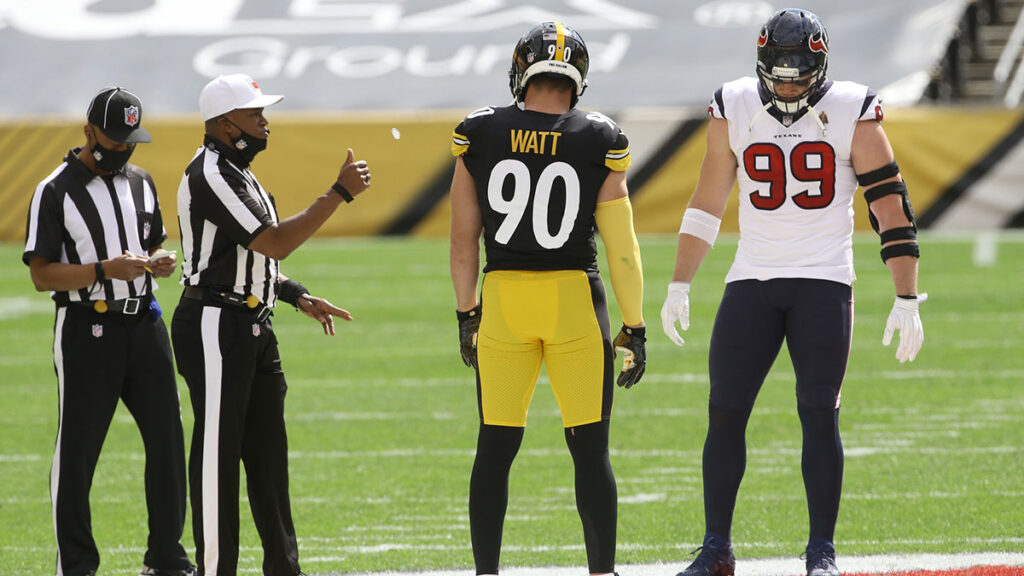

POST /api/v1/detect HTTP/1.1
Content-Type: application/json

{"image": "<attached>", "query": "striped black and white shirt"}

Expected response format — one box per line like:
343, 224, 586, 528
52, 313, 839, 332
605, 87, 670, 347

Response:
23, 149, 166, 304
177, 136, 279, 308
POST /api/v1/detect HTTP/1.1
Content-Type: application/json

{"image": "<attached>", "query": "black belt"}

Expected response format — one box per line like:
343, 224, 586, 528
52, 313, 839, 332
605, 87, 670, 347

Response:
71, 296, 148, 315
182, 286, 272, 322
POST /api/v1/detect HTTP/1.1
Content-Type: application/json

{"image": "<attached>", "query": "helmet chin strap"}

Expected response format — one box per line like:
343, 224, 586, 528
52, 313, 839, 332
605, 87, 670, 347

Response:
748, 101, 773, 132
774, 94, 808, 114
805, 103, 828, 136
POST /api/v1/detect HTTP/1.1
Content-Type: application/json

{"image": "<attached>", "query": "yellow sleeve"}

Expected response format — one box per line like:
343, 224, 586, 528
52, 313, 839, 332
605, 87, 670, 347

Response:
595, 196, 644, 326
452, 130, 469, 157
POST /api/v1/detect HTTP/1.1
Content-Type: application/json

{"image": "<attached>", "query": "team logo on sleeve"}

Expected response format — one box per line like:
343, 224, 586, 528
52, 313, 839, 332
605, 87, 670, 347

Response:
124, 106, 140, 126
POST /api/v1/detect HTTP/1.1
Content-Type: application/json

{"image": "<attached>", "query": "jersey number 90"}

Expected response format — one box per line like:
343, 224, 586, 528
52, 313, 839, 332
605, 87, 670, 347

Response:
743, 142, 836, 210
487, 159, 580, 249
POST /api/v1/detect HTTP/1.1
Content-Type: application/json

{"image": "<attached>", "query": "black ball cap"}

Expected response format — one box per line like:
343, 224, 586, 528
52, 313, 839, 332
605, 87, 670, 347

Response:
86, 87, 152, 144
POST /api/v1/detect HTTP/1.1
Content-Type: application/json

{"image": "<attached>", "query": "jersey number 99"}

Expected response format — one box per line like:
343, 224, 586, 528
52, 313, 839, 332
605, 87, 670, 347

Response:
487, 159, 580, 249
743, 141, 836, 210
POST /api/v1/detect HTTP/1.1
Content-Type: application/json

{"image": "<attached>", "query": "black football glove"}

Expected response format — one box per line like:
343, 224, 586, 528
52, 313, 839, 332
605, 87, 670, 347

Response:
612, 325, 646, 389
457, 304, 482, 369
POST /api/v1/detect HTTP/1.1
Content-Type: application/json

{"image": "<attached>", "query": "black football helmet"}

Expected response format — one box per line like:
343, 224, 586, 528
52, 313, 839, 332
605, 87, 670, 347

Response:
509, 21, 589, 108
756, 9, 829, 114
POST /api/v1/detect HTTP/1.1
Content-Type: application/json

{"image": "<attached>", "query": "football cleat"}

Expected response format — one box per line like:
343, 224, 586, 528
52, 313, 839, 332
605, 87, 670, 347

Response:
803, 540, 841, 576
676, 534, 736, 576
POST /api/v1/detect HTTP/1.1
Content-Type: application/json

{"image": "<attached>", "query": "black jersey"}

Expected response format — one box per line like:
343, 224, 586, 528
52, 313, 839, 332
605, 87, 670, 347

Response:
452, 104, 630, 272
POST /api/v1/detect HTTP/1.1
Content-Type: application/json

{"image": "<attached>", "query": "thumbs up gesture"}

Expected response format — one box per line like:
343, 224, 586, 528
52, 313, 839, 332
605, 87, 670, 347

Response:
335, 148, 372, 199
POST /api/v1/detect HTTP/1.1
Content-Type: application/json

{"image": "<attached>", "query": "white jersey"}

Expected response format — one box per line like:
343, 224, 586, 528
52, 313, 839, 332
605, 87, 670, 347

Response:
709, 77, 882, 285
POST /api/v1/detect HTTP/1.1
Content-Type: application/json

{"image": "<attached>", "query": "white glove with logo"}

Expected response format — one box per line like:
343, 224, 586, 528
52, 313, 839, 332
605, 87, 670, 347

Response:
660, 281, 691, 346
882, 293, 928, 363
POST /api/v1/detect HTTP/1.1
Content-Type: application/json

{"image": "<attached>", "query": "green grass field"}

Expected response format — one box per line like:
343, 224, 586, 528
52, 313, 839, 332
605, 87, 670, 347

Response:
1, 234, 1022, 576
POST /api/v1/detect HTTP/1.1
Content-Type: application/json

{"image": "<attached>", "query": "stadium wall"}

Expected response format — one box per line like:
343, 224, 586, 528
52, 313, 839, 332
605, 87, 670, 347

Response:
1, 107, 1020, 243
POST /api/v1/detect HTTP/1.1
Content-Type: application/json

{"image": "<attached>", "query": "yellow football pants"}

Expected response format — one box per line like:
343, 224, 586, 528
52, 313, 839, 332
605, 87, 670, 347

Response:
477, 269, 613, 428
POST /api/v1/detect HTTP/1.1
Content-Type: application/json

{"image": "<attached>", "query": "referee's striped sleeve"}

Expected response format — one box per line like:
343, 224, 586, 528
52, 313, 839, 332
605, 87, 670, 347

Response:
23, 165, 67, 265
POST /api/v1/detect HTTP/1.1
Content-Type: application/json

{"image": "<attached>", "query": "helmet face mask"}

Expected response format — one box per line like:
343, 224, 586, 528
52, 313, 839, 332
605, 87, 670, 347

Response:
509, 21, 590, 108
756, 9, 829, 115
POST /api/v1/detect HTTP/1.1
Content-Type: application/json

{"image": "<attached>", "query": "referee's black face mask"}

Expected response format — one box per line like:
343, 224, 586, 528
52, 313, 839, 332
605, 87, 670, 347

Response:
225, 118, 268, 164
88, 133, 135, 173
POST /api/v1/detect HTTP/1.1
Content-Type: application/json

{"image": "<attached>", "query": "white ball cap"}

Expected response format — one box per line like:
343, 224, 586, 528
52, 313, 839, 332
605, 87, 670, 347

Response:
199, 74, 284, 121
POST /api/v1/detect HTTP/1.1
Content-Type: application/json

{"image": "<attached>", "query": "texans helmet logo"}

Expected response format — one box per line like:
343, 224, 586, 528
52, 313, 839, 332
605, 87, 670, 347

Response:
809, 31, 828, 54
757, 27, 768, 47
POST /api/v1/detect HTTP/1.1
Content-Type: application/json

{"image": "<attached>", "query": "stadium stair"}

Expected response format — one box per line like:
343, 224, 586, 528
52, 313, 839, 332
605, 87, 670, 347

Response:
926, 0, 1024, 105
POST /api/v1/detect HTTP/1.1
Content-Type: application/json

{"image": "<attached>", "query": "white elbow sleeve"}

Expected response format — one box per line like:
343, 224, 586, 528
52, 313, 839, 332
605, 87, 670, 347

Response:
678, 208, 721, 247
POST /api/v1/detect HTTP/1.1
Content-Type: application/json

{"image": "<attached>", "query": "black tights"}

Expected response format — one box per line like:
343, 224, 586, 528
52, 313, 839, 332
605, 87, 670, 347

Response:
469, 421, 617, 574
566, 420, 617, 573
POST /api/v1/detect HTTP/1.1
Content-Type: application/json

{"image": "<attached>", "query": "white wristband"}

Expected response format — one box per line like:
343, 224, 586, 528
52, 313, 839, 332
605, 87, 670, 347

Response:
679, 208, 721, 247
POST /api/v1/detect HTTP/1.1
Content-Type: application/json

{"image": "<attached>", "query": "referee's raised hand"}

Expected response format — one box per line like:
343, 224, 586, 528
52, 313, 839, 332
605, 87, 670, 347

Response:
335, 148, 371, 199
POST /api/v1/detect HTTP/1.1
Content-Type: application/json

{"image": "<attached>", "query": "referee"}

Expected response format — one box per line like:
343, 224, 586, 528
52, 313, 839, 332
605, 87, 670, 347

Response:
171, 73, 371, 576
23, 87, 195, 576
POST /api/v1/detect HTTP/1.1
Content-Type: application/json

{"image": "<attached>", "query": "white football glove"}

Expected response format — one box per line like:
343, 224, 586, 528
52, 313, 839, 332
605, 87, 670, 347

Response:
660, 281, 691, 346
882, 293, 928, 363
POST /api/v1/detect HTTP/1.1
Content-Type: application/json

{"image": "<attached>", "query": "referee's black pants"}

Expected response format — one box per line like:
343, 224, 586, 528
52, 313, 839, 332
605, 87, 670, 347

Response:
171, 299, 300, 576
51, 302, 190, 576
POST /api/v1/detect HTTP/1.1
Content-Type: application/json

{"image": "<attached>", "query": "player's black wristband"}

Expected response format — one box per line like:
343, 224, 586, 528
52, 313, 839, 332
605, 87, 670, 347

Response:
279, 278, 311, 308
94, 261, 106, 284
456, 304, 481, 323
331, 182, 354, 203
621, 324, 646, 339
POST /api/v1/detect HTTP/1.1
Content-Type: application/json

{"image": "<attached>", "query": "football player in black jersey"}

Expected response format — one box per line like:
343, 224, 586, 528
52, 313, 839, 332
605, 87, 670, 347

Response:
450, 21, 646, 576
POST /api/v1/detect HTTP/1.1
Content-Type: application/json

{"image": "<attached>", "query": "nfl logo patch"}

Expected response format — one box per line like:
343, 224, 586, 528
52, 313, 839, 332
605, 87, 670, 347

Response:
124, 105, 140, 126
143, 221, 151, 240
92, 324, 103, 338
252, 323, 260, 337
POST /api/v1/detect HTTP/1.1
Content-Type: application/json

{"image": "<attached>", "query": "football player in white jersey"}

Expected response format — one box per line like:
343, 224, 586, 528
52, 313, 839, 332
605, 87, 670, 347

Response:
660, 8, 924, 576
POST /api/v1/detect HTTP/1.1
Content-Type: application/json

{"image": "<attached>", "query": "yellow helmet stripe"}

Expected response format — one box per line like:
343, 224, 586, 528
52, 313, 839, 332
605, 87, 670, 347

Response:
555, 22, 565, 61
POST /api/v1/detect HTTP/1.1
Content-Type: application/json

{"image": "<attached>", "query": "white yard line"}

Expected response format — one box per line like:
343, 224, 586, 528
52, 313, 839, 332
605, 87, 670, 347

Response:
338, 552, 1024, 576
